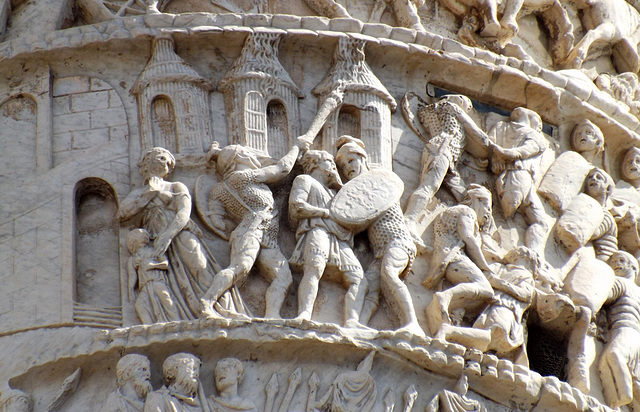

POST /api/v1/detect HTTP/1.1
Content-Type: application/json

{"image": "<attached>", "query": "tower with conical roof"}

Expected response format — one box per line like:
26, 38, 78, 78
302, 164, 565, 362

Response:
219, 30, 303, 159
132, 34, 214, 154
313, 37, 396, 169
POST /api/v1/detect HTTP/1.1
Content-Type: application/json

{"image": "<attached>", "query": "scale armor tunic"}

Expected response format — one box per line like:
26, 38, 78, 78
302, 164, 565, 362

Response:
210, 170, 279, 249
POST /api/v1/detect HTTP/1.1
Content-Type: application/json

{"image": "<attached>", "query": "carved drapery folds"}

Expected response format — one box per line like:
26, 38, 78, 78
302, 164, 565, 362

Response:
132, 34, 214, 154
11, 1, 640, 411
218, 31, 303, 159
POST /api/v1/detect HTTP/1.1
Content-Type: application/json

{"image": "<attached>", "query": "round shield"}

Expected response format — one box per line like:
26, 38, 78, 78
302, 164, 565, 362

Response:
330, 169, 404, 230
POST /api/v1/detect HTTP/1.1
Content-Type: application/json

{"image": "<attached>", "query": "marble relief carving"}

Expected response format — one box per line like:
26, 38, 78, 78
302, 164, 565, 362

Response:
9, 0, 640, 410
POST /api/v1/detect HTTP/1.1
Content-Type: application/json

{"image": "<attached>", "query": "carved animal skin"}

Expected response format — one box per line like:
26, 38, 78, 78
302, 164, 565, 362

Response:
561, 0, 640, 72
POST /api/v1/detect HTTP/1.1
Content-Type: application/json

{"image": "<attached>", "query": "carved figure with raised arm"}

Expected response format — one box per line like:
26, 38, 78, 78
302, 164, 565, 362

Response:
599, 250, 640, 409
118, 147, 220, 320
403, 94, 490, 243
126, 228, 186, 324
144, 353, 207, 412
208, 358, 257, 412
289, 150, 367, 329
335, 136, 425, 337
200, 140, 307, 319
489, 107, 551, 253
101, 354, 152, 412
559, 0, 640, 72
424, 184, 495, 339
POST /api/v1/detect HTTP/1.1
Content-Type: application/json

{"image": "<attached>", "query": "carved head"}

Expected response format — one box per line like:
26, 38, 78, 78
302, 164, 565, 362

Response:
214, 145, 262, 179
608, 251, 639, 283
116, 354, 152, 398
214, 358, 244, 392
511, 107, 542, 132
163, 353, 201, 396
138, 147, 175, 180
463, 184, 493, 229
621, 146, 640, 184
302, 150, 342, 189
1, 390, 32, 412
584, 168, 614, 201
503, 246, 541, 274
571, 120, 604, 154
442, 94, 472, 112
335, 135, 370, 181
126, 228, 151, 255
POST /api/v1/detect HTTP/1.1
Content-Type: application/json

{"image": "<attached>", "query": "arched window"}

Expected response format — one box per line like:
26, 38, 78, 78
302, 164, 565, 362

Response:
337, 105, 360, 140
74, 178, 122, 327
267, 100, 288, 159
151, 96, 177, 152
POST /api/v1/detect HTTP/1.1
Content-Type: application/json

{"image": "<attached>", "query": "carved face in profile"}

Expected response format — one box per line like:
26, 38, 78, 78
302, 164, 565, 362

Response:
132, 361, 152, 398
470, 193, 492, 227
571, 120, 603, 153
622, 147, 640, 183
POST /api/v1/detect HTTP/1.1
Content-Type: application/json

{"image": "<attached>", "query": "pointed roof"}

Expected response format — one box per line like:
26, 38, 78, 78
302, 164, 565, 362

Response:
132, 34, 213, 95
313, 37, 396, 111
218, 31, 303, 98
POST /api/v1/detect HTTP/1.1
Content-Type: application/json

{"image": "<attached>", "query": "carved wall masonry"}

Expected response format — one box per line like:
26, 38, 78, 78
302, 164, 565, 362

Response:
4, 0, 640, 411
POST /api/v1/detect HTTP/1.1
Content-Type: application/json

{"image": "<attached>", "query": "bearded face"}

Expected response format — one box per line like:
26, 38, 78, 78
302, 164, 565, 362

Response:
173, 361, 200, 397
133, 370, 153, 399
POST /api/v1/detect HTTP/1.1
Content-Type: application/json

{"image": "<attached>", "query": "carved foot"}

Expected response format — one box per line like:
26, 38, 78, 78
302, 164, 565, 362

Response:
200, 299, 224, 319
480, 21, 500, 38
344, 319, 377, 332
396, 322, 426, 339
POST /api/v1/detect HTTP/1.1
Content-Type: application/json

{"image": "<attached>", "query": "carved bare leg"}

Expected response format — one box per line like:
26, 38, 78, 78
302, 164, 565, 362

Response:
404, 151, 449, 242
478, 0, 500, 37
200, 233, 261, 317
499, 0, 524, 43
561, 22, 617, 69
567, 306, 592, 393
380, 247, 425, 337
389, 0, 427, 33
257, 248, 293, 319
343, 270, 369, 328
360, 259, 381, 325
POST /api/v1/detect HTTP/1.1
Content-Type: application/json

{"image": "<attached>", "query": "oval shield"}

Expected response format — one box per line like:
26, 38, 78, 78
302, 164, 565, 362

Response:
330, 169, 404, 230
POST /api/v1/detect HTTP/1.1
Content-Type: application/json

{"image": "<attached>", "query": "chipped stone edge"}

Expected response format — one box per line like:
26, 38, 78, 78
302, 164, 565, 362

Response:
1, 320, 616, 412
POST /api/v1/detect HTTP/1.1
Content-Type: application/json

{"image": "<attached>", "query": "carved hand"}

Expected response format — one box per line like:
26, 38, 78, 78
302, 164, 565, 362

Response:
153, 235, 172, 258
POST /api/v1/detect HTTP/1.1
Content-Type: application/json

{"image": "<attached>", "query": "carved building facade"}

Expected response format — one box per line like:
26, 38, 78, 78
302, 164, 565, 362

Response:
1, 0, 640, 411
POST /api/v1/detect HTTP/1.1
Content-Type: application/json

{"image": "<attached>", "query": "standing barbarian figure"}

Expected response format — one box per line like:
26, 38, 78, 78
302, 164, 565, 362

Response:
335, 136, 425, 337
201, 140, 307, 319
